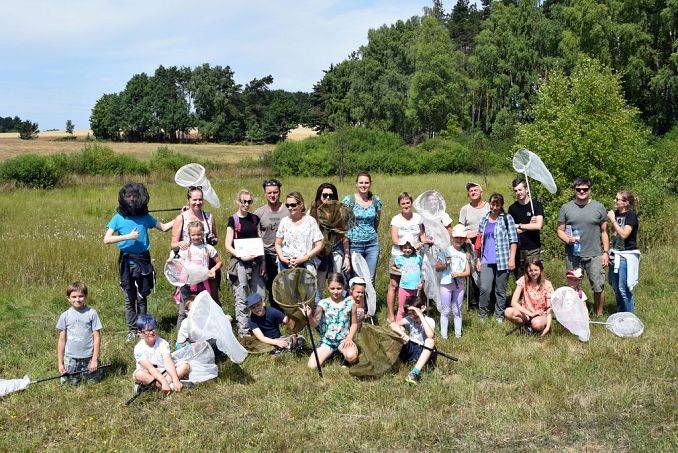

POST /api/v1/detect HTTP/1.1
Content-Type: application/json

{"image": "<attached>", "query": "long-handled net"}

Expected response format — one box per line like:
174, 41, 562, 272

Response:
164, 255, 210, 287
1, 364, 112, 398
512, 148, 557, 213
590, 312, 644, 338
551, 286, 590, 342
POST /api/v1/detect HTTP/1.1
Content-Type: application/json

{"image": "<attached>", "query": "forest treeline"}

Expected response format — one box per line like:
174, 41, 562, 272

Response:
89, 0, 677, 143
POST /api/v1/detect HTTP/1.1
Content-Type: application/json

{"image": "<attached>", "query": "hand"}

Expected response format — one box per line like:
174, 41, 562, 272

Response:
88, 359, 98, 373
508, 258, 516, 271
127, 228, 139, 240
173, 381, 183, 393
602, 252, 609, 268
340, 338, 355, 350
274, 338, 289, 349
179, 241, 190, 250
566, 236, 577, 245
476, 259, 481, 273
207, 269, 216, 278
516, 226, 524, 234
161, 381, 172, 395
400, 333, 410, 343
607, 210, 616, 222
342, 256, 351, 273
225, 314, 233, 322
58, 364, 67, 375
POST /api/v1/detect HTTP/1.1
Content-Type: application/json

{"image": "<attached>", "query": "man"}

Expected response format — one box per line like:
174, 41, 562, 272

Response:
508, 178, 544, 278
557, 177, 609, 316
458, 182, 490, 310
254, 179, 288, 310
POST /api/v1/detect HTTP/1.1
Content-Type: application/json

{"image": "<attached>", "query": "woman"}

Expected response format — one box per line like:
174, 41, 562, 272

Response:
275, 192, 324, 277
170, 186, 220, 302
607, 191, 640, 313
387, 192, 428, 322
474, 193, 518, 322
225, 189, 266, 337
310, 183, 351, 302
342, 172, 382, 284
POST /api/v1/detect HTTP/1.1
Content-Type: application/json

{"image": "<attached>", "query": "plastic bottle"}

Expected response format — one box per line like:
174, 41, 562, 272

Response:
572, 227, 581, 257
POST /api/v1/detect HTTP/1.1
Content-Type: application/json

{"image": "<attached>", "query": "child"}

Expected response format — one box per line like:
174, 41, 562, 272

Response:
505, 259, 554, 336
103, 182, 174, 342
306, 273, 358, 369
391, 235, 423, 321
56, 282, 103, 385
436, 224, 471, 339
133, 314, 189, 395
348, 276, 370, 330
566, 268, 589, 308
245, 293, 304, 353
176, 221, 222, 328
390, 296, 436, 384
175, 294, 196, 350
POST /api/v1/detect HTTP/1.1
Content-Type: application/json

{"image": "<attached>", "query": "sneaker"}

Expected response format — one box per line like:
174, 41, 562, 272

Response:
126, 331, 137, 343
405, 371, 421, 385
294, 336, 307, 351
133, 383, 141, 394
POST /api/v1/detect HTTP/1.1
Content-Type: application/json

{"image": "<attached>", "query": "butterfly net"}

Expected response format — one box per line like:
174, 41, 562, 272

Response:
316, 201, 354, 256
0, 376, 30, 397
551, 286, 590, 342
171, 340, 218, 383
174, 163, 221, 208
272, 268, 314, 333
512, 148, 557, 194
605, 312, 644, 338
350, 324, 404, 378
351, 253, 377, 316
164, 256, 210, 287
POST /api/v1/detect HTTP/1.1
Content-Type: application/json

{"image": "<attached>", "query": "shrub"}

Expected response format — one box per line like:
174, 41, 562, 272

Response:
0, 154, 62, 188
149, 146, 194, 171
69, 144, 149, 175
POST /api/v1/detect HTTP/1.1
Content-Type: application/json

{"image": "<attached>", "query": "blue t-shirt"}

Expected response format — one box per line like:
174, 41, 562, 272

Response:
481, 221, 496, 265
394, 254, 423, 290
106, 213, 158, 254
342, 195, 382, 243
248, 307, 285, 339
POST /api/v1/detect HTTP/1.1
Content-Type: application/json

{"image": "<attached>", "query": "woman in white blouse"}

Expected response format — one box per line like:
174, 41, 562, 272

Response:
275, 191, 324, 276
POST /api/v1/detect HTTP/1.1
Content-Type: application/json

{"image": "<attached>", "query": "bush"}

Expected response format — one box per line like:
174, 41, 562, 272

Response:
149, 146, 194, 171
69, 144, 149, 175
0, 154, 62, 188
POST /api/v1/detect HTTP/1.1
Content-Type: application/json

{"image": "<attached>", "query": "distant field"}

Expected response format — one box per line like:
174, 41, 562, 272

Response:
0, 131, 273, 165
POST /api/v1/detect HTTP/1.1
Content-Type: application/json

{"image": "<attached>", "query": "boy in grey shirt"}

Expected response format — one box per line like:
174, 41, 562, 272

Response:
56, 282, 103, 385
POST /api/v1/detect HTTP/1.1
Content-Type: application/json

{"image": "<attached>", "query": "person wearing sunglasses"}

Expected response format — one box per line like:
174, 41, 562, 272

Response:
274, 192, 324, 277
254, 179, 288, 310
557, 177, 609, 316
225, 189, 266, 337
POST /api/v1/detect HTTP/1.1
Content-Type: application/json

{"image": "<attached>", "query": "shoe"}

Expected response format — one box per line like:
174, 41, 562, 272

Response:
495, 317, 504, 324
126, 331, 137, 343
405, 371, 421, 385
133, 383, 140, 394
294, 336, 307, 351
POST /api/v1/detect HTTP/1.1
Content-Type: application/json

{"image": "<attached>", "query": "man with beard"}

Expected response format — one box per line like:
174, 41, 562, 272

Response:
104, 183, 174, 341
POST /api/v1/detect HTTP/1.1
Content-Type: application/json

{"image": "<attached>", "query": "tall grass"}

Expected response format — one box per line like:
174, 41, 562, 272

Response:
0, 174, 675, 450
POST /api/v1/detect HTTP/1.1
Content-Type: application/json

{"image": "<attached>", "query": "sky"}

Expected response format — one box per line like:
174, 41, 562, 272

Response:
0, 0, 467, 130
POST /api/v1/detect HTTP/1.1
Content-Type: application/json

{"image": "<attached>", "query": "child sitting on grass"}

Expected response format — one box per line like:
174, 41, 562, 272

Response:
56, 282, 103, 385
133, 314, 189, 395
348, 276, 370, 330
505, 259, 554, 336
390, 296, 436, 384
245, 293, 305, 353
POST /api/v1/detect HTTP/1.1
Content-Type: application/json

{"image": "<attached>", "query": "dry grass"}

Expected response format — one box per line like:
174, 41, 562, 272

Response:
287, 125, 317, 141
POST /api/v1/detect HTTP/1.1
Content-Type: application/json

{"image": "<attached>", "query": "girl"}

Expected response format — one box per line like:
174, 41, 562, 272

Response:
225, 189, 266, 337
566, 268, 589, 308
176, 221, 222, 328
348, 276, 369, 330
607, 190, 640, 313
306, 273, 358, 369
391, 235, 424, 321
505, 259, 554, 336
436, 224, 471, 339
343, 172, 382, 284
390, 296, 436, 384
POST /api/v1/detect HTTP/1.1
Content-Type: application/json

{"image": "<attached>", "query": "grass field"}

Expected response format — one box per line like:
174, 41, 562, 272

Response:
0, 173, 675, 450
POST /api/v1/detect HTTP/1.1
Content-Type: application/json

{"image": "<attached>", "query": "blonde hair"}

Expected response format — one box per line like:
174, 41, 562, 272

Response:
187, 220, 205, 236
285, 192, 306, 213
235, 189, 254, 206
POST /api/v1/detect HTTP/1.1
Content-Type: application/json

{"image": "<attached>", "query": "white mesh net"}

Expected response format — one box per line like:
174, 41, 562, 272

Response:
171, 340, 218, 383
351, 252, 377, 316
174, 163, 221, 208
512, 148, 557, 194
603, 312, 644, 338
164, 256, 210, 287
0, 376, 30, 397
551, 286, 591, 342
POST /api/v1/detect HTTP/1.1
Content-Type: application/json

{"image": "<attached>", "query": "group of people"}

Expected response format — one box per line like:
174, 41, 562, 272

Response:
55, 173, 640, 389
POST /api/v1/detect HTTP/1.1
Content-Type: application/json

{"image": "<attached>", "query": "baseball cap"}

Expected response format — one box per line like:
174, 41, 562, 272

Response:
348, 276, 366, 288
466, 182, 482, 191
244, 293, 263, 311
566, 268, 583, 279
451, 224, 467, 238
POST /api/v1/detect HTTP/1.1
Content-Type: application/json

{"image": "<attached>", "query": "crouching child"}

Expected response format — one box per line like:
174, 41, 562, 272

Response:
133, 314, 189, 394
390, 296, 436, 384
245, 293, 305, 354
56, 282, 103, 385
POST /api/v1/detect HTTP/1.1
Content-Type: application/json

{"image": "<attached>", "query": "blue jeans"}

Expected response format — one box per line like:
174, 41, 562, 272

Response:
609, 256, 634, 312
350, 240, 380, 285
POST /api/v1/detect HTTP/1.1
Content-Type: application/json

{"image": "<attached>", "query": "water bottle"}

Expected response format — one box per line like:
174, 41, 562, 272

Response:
572, 227, 581, 257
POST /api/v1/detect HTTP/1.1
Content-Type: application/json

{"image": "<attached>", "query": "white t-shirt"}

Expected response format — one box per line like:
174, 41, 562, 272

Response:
390, 213, 423, 257
439, 246, 468, 285
275, 215, 323, 259
134, 337, 171, 371
178, 243, 218, 269
176, 319, 190, 345
403, 315, 435, 344
459, 202, 490, 237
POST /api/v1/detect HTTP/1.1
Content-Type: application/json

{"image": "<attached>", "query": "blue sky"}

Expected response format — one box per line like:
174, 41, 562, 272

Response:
0, 0, 465, 130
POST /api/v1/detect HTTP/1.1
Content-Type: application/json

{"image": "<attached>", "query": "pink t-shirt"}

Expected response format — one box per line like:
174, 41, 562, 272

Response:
516, 276, 554, 312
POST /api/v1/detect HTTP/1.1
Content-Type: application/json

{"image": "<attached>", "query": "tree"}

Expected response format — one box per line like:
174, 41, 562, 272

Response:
65, 120, 74, 134
407, 16, 468, 139
90, 93, 123, 140
18, 120, 39, 140
311, 59, 356, 132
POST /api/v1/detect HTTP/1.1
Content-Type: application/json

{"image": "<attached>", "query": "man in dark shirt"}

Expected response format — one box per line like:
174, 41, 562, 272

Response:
508, 178, 544, 279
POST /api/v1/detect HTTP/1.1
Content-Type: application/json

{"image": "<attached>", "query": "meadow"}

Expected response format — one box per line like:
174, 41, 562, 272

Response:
0, 172, 675, 451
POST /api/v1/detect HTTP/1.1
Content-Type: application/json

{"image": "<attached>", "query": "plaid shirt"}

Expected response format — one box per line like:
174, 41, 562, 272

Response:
477, 213, 518, 271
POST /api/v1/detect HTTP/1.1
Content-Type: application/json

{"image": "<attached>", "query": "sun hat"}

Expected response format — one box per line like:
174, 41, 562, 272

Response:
465, 182, 482, 191
348, 276, 366, 288
566, 268, 583, 279
451, 224, 467, 238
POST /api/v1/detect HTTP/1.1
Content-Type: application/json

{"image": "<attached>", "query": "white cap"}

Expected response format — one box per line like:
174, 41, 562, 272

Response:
451, 224, 467, 238
349, 276, 366, 288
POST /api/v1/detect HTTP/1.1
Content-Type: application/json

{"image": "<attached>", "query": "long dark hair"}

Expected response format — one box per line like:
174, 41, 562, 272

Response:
356, 171, 373, 200
310, 183, 339, 218
488, 193, 506, 215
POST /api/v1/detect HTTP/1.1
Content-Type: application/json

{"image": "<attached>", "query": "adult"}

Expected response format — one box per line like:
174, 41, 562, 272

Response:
557, 177, 609, 316
310, 183, 351, 302
254, 179, 288, 309
607, 190, 640, 313
275, 192, 324, 277
475, 193, 518, 322
508, 178, 544, 279
170, 186, 220, 302
387, 192, 427, 322
225, 189, 266, 337
342, 172, 382, 284
459, 182, 490, 310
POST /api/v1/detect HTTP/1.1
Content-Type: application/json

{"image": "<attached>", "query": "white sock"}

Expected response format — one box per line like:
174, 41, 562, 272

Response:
440, 316, 448, 338
454, 316, 462, 338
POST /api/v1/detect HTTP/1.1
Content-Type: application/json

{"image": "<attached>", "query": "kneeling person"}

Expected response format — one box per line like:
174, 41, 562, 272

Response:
246, 293, 303, 353
390, 297, 436, 384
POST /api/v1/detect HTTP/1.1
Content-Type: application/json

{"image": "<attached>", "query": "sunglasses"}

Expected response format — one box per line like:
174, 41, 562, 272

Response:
240, 199, 253, 205
575, 187, 590, 193
285, 202, 298, 208
141, 329, 157, 335
188, 185, 202, 191
321, 193, 333, 199
263, 179, 281, 187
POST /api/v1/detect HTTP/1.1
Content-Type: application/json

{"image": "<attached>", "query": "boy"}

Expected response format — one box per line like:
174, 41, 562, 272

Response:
103, 182, 174, 341
56, 282, 103, 385
133, 314, 189, 395
245, 293, 304, 353
566, 268, 589, 308
390, 296, 436, 384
